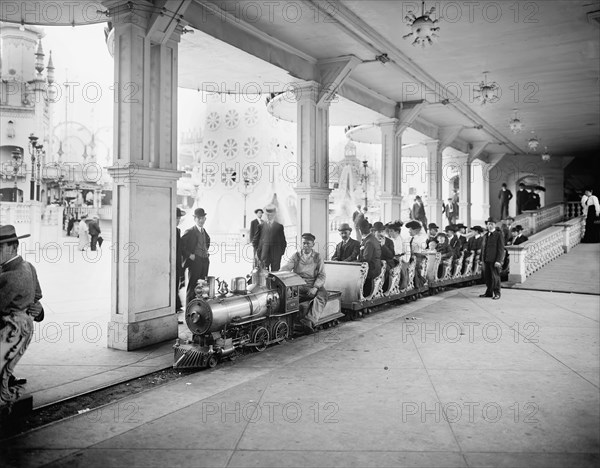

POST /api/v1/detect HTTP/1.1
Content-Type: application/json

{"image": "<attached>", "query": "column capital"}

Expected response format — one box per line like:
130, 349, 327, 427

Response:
294, 187, 332, 197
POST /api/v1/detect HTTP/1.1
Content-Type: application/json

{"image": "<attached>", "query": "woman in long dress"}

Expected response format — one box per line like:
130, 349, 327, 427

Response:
581, 188, 600, 243
78, 214, 90, 250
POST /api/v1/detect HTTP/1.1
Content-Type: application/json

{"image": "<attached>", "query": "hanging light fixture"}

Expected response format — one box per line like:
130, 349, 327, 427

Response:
403, 1, 440, 47
541, 146, 551, 162
527, 131, 540, 152
474, 72, 500, 105
508, 109, 524, 134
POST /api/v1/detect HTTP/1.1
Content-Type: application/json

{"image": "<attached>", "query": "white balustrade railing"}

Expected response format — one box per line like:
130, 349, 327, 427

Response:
507, 215, 585, 283
514, 202, 565, 236
564, 202, 585, 220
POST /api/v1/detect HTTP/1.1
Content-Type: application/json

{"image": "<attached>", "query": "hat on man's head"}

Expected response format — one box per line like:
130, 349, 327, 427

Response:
455, 223, 466, 230
301, 232, 316, 242
358, 218, 371, 233
0, 225, 30, 244
254, 208, 264, 214
428, 223, 439, 230
405, 220, 422, 230
176, 207, 186, 217
445, 225, 457, 232
372, 221, 385, 232
485, 217, 496, 224
338, 223, 352, 232
512, 224, 524, 232
470, 225, 484, 233
194, 208, 207, 218
265, 204, 276, 213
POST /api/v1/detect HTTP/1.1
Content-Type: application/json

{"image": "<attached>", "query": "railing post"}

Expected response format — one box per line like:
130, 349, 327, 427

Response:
507, 245, 527, 283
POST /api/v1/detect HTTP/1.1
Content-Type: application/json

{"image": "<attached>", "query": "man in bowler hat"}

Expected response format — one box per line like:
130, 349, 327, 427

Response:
252, 205, 287, 271
332, 223, 360, 261
181, 208, 211, 305
480, 217, 505, 300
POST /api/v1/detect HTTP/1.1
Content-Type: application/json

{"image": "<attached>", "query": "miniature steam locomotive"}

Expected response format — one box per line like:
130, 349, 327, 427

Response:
173, 269, 343, 369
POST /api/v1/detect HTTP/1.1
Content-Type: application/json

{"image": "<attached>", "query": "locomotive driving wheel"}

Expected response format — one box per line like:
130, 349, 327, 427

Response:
206, 355, 218, 369
272, 320, 289, 343
252, 326, 269, 352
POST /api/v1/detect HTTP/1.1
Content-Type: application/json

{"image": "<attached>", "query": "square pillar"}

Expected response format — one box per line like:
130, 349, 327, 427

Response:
379, 119, 403, 222
480, 161, 491, 220
458, 155, 472, 226
294, 82, 331, 257
425, 141, 443, 227
106, 4, 183, 350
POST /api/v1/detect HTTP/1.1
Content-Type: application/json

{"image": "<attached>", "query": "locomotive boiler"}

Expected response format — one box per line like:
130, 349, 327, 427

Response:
173, 269, 306, 369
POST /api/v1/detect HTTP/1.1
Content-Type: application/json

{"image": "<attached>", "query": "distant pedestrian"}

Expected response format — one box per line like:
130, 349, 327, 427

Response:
516, 183, 529, 215
498, 183, 513, 219
411, 196, 428, 231
66, 214, 76, 236
249, 208, 264, 265
78, 215, 89, 251
354, 206, 368, 242
175, 207, 185, 316
88, 216, 101, 251
581, 188, 600, 243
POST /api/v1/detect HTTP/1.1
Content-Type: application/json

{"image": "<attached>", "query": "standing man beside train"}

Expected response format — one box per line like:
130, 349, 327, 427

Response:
479, 217, 504, 300
252, 205, 287, 271
182, 208, 211, 305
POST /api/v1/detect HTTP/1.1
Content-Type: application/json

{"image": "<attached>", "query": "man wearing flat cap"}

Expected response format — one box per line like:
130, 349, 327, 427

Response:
332, 223, 360, 262
252, 205, 287, 271
182, 208, 211, 305
480, 217, 504, 300
281, 233, 327, 332
0, 225, 43, 405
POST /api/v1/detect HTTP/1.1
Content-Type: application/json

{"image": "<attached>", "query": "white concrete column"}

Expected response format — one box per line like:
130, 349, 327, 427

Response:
457, 155, 472, 226
294, 82, 331, 257
379, 119, 403, 222
425, 140, 443, 227
480, 161, 491, 220
106, 5, 183, 350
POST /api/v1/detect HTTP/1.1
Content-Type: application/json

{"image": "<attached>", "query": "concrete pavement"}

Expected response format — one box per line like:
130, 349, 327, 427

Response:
3, 286, 599, 468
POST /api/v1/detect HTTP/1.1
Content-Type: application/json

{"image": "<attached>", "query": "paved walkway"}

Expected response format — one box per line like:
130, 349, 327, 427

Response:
4, 286, 599, 468
508, 244, 600, 295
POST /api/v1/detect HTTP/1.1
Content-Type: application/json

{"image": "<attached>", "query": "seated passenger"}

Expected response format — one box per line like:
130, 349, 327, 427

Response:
331, 223, 360, 261
426, 223, 439, 249
386, 221, 409, 289
445, 225, 461, 256
455, 224, 468, 251
358, 219, 382, 296
435, 233, 453, 259
372, 221, 395, 268
281, 233, 327, 333
405, 220, 428, 288
511, 225, 529, 245
466, 225, 484, 253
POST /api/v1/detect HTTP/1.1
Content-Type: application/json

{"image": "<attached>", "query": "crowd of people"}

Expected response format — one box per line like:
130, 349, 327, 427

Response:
65, 214, 103, 251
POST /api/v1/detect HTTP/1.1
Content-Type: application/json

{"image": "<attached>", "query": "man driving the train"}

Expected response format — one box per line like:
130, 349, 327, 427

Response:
281, 233, 327, 334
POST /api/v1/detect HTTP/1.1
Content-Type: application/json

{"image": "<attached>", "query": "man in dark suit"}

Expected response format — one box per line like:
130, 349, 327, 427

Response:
445, 225, 461, 256
411, 196, 428, 230
252, 205, 287, 271
529, 188, 541, 210
479, 218, 505, 300
331, 223, 360, 261
455, 223, 468, 251
516, 183, 529, 215
249, 208, 264, 266
358, 219, 381, 296
175, 208, 185, 316
498, 183, 513, 219
249, 208, 264, 244
88, 216, 101, 251
511, 225, 529, 245
372, 221, 395, 268
181, 208, 211, 304
353, 206, 368, 242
